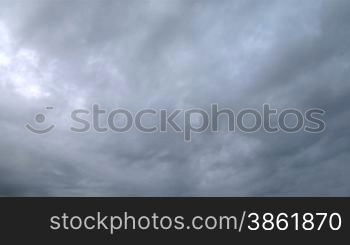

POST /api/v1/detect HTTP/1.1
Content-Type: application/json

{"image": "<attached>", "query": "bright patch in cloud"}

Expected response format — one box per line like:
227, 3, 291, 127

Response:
0, 23, 51, 99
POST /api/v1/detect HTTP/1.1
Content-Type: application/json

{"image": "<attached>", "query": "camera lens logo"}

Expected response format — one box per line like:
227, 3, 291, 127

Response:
26, 107, 55, 134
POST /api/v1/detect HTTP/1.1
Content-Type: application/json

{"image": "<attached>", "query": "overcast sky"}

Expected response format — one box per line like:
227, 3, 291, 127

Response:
0, 0, 349, 196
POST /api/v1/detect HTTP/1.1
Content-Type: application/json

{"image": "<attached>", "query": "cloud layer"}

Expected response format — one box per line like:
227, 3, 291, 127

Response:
0, 0, 349, 196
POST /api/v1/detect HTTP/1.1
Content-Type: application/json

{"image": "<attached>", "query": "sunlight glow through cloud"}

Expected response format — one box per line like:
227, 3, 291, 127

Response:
0, 22, 51, 99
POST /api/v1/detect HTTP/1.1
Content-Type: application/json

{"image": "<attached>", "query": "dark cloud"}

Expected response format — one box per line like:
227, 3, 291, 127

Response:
0, 0, 349, 196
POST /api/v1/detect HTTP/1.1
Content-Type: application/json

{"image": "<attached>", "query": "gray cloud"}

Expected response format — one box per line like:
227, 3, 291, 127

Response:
0, 0, 349, 196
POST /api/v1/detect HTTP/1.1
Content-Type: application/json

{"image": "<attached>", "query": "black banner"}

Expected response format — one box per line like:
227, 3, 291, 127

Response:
0, 198, 348, 243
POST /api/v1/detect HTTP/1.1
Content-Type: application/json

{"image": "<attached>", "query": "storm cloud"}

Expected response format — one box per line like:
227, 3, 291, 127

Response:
0, 0, 349, 196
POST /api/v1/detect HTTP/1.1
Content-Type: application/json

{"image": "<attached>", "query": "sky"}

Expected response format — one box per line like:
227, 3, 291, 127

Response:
0, 0, 349, 196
